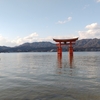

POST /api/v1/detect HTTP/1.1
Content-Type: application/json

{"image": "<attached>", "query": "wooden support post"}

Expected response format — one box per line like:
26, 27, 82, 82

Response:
57, 47, 62, 54
57, 42, 62, 55
69, 54, 73, 68
69, 42, 73, 56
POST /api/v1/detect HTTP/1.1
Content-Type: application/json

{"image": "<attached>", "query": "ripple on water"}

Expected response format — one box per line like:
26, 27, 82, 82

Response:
0, 52, 100, 100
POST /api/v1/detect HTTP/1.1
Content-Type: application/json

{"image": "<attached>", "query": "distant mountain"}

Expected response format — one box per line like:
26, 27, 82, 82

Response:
0, 39, 100, 52
0, 46, 11, 52
13, 42, 56, 52
74, 38, 100, 51
19, 42, 55, 48
75, 38, 100, 47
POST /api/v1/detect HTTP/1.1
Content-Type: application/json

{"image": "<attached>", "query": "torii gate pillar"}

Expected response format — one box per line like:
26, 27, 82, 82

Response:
57, 42, 62, 55
69, 42, 73, 56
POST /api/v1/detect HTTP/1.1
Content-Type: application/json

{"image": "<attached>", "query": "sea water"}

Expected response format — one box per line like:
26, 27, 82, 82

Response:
0, 52, 100, 100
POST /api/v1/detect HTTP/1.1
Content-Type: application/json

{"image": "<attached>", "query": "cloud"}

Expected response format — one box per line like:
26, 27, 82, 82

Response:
0, 35, 12, 46
2, 22, 100, 46
83, 4, 89, 9
78, 23, 100, 39
96, 0, 100, 2
0, 33, 39, 47
57, 17, 72, 24
67, 17, 72, 21
12, 32, 39, 45
0, 32, 78, 47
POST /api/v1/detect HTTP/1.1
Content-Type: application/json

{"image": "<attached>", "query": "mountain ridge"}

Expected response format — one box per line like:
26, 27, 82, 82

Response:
0, 38, 100, 52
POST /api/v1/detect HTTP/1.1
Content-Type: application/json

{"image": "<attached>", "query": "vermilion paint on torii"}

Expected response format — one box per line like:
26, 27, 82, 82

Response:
53, 37, 78, 56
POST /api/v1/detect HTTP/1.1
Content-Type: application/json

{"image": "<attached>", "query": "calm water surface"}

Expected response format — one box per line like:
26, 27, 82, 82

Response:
0, 52, 100, 100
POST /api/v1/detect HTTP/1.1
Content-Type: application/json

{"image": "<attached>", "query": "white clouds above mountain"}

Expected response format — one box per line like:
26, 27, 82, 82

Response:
12, 33, 39, 45
0, 33, 77, 47
0, 33, 39, 46
0, 35, 12, 46
78, 23, 100, 39
0, 23, 100, 46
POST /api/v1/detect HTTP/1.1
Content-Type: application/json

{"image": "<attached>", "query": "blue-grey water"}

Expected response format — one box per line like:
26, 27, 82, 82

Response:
0, 52, 100, 100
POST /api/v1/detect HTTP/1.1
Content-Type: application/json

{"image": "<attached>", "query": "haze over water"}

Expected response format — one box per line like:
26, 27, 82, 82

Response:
0, 52, 100, 100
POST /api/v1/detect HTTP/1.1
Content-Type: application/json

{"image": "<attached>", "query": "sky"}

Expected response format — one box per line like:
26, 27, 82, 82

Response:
0, 0, 100, 46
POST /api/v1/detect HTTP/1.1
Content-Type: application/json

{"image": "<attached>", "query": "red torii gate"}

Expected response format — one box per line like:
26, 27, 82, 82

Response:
53, 37, 78, 56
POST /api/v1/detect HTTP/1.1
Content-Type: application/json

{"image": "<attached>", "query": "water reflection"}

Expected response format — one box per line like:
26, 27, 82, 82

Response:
57, 54, 74, 68
57, 54, 62, 68
57, 54, 74, 75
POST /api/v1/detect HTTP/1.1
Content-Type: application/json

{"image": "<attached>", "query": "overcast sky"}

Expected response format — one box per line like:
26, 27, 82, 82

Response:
0, 0, 100, 46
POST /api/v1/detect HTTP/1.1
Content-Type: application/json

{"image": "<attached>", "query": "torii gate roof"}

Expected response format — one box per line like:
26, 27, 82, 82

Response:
53, 37, 78, 42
